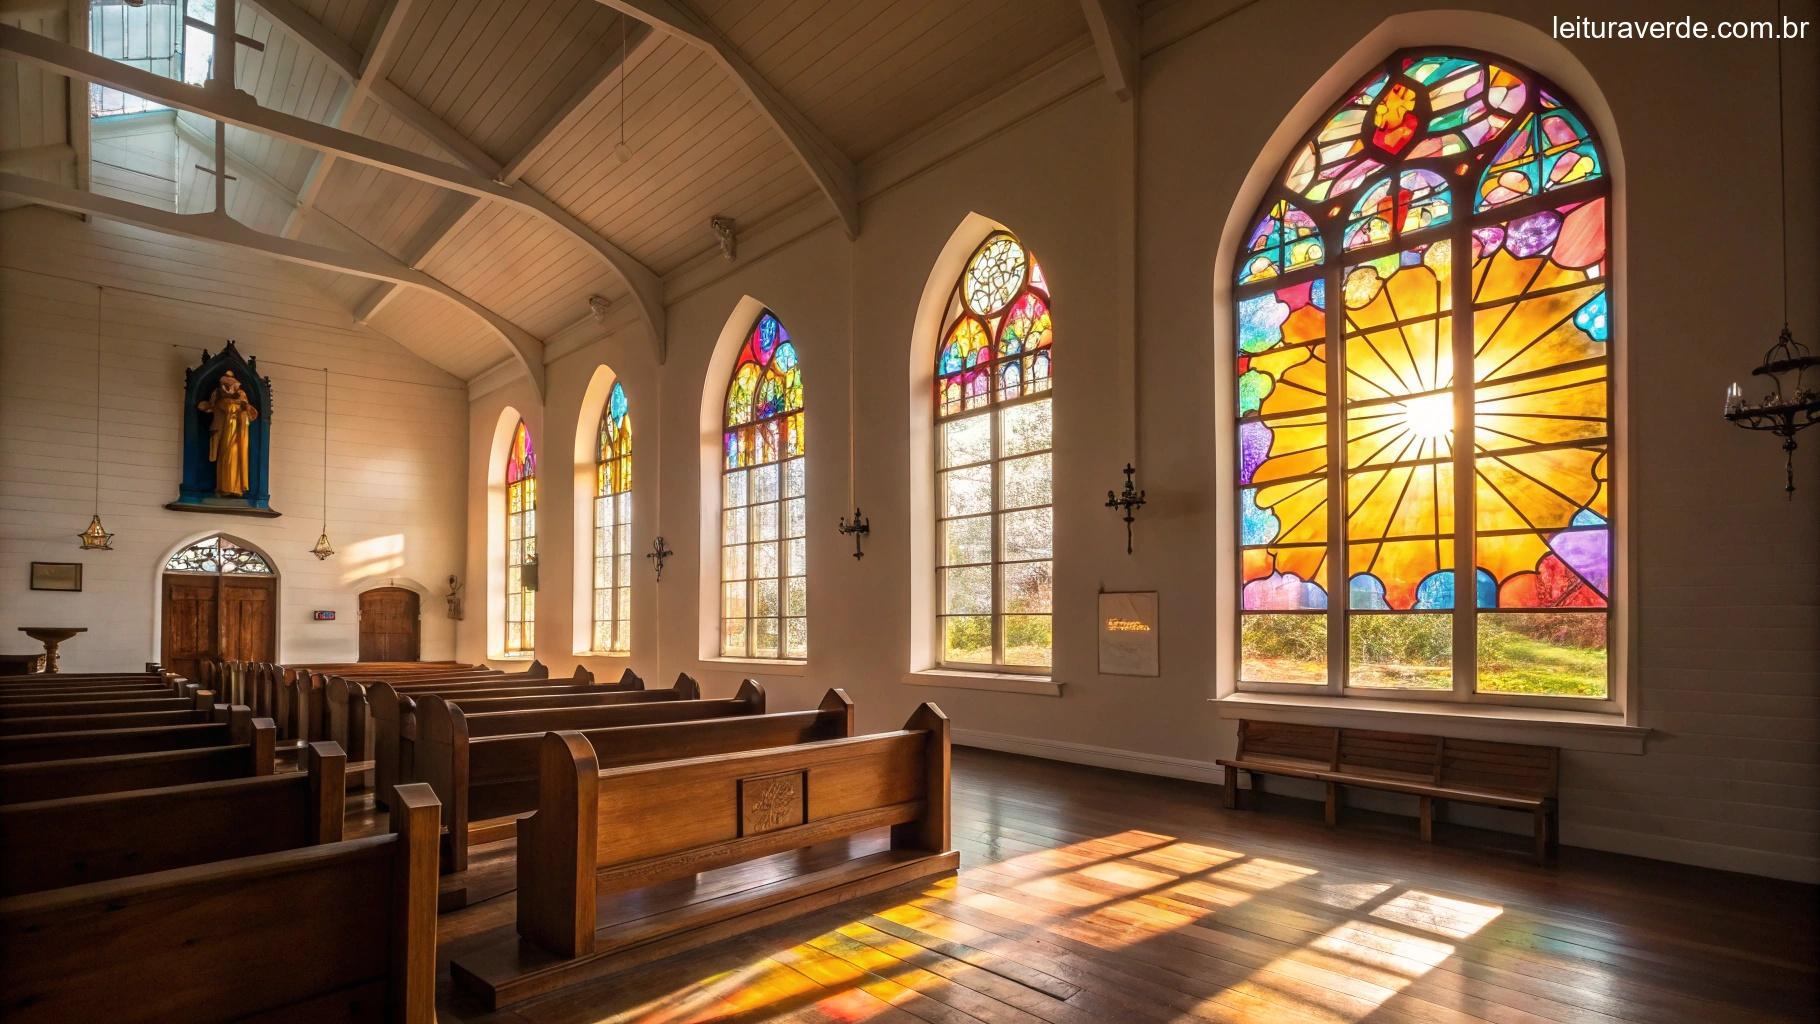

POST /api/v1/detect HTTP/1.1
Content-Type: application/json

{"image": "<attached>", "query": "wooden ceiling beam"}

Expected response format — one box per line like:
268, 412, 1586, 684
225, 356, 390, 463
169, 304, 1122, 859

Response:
590, 0, 859, 238
0, 170, 546, 394
1079, 0, 1139, 101
2, 21, 664, 365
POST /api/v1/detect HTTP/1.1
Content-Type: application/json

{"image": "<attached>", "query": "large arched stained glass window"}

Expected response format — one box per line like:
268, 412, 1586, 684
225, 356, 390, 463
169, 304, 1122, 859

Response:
936, 231, 1054, 671
593, 382, 632, 654
1235, 51, 1613, 701
505, 419, 537, 655
721, 311, 806, 659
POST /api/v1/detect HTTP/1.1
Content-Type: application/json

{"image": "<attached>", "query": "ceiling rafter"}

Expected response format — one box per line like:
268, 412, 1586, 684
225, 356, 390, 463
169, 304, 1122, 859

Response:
590, 0, 860, 239
0, 170, 545, 392
349, 17, 665, 353
0, 20, 665, 366
1079, 0, 1139, 101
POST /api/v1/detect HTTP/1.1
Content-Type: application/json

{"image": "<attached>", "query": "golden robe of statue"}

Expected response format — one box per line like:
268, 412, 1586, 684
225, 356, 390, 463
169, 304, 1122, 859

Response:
198, 371, 259, 497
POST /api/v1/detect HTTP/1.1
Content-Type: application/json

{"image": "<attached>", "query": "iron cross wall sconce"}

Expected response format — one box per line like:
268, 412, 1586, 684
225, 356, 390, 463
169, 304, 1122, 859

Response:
1106, 464, 1146, 555
837, 505, 870, 559
1724, 326, 1820, 496
647, 536, 674, 582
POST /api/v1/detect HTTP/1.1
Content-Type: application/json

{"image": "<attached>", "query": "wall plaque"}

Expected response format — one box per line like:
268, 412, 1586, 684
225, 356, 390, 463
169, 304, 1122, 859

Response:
1098, 591, 1159, 677
29, 562, 82, 592
738, 770, 806, 836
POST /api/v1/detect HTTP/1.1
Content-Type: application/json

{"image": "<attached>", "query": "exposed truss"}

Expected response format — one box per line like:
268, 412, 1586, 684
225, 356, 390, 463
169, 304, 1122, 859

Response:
591, 0, 860, 239
1079, 0, 1139, 101
0, 20, 665, 365
0, 171, 546, 391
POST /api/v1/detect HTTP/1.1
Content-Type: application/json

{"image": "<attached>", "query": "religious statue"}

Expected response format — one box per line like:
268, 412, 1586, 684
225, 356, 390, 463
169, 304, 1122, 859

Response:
446, 574, 466, 621
197, 371, 260, 496
169, 343, 279, 516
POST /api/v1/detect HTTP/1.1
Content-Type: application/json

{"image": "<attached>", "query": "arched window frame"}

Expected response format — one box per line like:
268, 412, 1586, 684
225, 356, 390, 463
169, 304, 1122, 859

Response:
933, 230, 1055, 673
164, 534, 277, 575
1233, 48, 1617, 709
592, 382, 632, 654
719, 310, 807, 660
504, 419, 537, 655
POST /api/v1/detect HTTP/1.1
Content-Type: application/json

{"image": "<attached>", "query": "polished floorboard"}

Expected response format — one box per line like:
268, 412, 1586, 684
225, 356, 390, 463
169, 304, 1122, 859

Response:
363, 747, 1818, 1023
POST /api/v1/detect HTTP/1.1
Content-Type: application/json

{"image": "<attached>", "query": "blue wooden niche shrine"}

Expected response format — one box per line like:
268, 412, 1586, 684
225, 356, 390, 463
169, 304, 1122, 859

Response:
166, 342, 281, 517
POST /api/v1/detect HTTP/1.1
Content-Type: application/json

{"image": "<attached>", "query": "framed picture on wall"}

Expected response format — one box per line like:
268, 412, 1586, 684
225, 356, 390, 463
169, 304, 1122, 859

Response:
29, 562, 83, 592
1098, 591, 1159, 677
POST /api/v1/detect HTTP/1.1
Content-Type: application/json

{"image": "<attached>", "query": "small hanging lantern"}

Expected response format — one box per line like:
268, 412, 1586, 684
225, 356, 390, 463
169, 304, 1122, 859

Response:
78, 513, 114, 551
312, 367, 336, 559
1724, 327, 1820, 495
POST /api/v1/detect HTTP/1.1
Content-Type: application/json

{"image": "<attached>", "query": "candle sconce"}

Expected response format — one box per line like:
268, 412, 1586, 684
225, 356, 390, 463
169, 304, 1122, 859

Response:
1723, 326, 1819, 496
647, 536, 674, 582
1105, 463, 1146, 555
837, 505, 870, 560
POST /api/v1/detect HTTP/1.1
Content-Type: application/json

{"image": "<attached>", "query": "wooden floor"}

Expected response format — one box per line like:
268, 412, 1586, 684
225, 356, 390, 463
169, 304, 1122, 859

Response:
351, 748, 1818, 1023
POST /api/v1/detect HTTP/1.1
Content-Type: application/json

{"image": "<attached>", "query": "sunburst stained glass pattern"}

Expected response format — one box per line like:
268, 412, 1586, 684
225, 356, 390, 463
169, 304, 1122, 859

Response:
505, 420, 537, 654
165, 535, 274, 575
592, 382, 632, 655
1235, 48, 1612, 699
722, 311, 805, 659
937, 231, 1054, 671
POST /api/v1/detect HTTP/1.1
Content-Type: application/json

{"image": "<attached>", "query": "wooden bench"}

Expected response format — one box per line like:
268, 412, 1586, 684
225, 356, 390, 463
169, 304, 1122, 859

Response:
0, 686, 223, 735
449, 702, 958, 1009
1217, 719, 1560, 864
0, 716, 275, 803
417, 679, 791, 871
0, 782, 440, 1022
0, 741, 346, 896
0, 681, 173, 702
286, 664, 509, 744
0, 703, 249, 765
0, 695, 197, 717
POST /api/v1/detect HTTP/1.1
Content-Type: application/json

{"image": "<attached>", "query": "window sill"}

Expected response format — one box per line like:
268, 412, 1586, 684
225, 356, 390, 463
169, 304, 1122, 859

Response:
903, 670, 1063, 697
1213, 692, 1647, 754
574, 651, 631, 659
695, 657, 808, 678
490, 653, 536, 662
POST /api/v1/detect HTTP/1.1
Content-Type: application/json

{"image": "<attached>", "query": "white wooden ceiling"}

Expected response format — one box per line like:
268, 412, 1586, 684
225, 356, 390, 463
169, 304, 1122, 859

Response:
3, 0, 1094, 381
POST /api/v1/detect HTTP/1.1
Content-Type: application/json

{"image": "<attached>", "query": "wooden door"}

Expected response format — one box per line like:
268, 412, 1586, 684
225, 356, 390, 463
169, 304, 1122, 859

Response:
220, 576, 277, 664
161, 574, 277, 685
161, 575, 218, 685
359, 587, 420, 662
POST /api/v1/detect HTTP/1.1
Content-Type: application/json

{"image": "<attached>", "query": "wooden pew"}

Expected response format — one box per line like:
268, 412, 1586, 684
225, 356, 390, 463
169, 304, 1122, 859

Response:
0, 782, 440, 1023
368, 667, 609, 808
0, 682, 171, 701
287, 665, 505, 744
0, 687, 221, 735
0, 716, 275, 804
450, 702, 956, 1009
419, 680, 786, 871
0, 695, 198, 717
1217, 719, 1561, 864
322, 664, 574, 762
0, 741, 346, 896
0, 702, 247, 765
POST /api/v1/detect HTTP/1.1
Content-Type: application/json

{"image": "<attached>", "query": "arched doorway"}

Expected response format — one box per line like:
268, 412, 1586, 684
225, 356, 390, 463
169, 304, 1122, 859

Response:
359, 587, 421, 662
160, 534, 278, 684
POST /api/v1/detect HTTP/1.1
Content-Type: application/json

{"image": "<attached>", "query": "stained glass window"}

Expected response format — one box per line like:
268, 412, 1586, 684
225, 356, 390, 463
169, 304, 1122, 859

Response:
1236, 50, 1612, 701
592, 383, 632, 654
165, 535, 274, 575
721, 311, 806, 659
936, 231, 1054, 671
505, 420, 537, 655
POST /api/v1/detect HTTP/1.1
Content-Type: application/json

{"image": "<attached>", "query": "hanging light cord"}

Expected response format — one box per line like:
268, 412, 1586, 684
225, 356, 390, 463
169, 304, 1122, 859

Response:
1775, 0, 1788, 328
93, 286, 104, 515
321, 367, 330, 532
618, 16, 627, 150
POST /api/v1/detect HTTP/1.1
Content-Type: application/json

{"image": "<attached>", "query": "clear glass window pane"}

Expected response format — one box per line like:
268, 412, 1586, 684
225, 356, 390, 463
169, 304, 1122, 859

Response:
1002, 561, 1052, 613
1349, 613, 1452, 690
1477, 612, 1608, 698
943, 515, 991, 566
943, 616, 992, 664
941, 414, 991, 467
999, 400, 1052, 457
1002, 615, 1052, 668
1000, 453, 1052, 510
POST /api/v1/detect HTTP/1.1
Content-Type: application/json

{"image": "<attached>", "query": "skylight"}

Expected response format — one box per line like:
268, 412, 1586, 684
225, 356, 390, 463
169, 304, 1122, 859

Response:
88, 0, 214, 119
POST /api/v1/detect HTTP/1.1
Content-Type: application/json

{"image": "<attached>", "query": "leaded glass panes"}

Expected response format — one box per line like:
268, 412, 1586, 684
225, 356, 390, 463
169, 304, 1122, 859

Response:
722, 311, 806, 659
592, 382, 632, 654
505, 420, 536, 655
936, 230, 1053, 671
164, 535, 274, 575
1235, 50, 1611, 700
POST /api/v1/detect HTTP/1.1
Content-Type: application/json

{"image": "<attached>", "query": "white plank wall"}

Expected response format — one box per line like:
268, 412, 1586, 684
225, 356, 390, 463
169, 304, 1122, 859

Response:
0, 207, 468, 670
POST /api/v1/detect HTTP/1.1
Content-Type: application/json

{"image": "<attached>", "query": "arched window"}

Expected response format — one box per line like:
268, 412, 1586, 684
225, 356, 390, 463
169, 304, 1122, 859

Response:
504, 419, 537, 655
165, 535, 275, 575
935, 231, 1054, 671
720, 310, 806, 659
592, 382, 632, 654
1235, 50, 1613, 702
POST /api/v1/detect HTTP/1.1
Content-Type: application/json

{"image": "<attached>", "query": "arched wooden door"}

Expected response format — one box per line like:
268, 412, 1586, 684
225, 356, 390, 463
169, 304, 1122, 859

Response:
161, 535, 278, 684
359, 587, 421, 662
